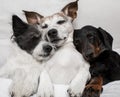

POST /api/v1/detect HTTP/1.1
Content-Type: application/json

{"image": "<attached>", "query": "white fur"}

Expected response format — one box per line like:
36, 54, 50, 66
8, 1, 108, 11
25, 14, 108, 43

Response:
32, 41, 56, 62
37, 69, 54, 97
0, 42, 43, 97
40, 13, 73, 47
41, 35, 90, 97
36, 12, 91, 96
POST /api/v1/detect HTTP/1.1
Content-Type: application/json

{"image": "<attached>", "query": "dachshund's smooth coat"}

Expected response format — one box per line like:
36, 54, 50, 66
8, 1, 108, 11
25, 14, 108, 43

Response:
73, 25, 120, 97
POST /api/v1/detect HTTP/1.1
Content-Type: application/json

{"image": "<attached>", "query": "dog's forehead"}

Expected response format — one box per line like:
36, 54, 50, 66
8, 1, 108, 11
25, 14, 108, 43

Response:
26, 25, 42, 36
40, 12, 67, 24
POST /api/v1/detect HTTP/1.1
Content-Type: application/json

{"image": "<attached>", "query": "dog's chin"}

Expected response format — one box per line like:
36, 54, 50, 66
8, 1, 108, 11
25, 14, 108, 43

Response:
83, 48, 109, 62
35, 55, 51, 62
51, 37, 67, 47
32, 53, 53, 62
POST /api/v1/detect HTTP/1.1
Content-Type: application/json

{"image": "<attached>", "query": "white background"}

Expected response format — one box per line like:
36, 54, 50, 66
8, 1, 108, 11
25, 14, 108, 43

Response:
0, 0, 120, 49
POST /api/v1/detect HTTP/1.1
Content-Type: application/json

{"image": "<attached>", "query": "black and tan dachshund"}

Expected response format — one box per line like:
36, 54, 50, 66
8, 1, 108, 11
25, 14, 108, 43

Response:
73, 25, 120, 97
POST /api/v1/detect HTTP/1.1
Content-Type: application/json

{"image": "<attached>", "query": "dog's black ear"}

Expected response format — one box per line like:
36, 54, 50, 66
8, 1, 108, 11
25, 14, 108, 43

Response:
98, 27, 113, 50
12, 15, 28, 37
61, 0, 79, 21
23, 10, 44, 24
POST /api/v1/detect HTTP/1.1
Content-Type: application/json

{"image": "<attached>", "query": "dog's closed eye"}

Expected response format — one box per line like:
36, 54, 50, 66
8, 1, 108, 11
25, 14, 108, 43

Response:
87, 34, 94, 39
57, 20, 66, 25
74, 39, 81, 45
42, 24, 48, 29
87, 34, 95, 43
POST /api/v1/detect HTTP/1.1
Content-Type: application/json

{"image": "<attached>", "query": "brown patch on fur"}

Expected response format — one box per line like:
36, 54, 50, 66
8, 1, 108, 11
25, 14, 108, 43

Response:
88, 76, 103, 86
95, 47, 101, 55
23, 10, 44, 24
90, 42, 101, 58
40, 12, 68, 24
82, 76, 103, 97
61, 0, 78, 20
57, 12, 66, 18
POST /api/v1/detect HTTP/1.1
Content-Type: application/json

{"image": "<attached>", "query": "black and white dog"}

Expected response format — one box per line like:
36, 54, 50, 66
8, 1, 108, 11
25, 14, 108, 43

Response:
24, 0, 91, 97
0, 15, 56, 97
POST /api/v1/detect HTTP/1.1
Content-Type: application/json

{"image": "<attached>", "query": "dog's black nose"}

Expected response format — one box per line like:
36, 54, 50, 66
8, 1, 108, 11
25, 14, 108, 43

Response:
48, 29, 58, 37
85, 52, 94, 59
43, 45, 52, 53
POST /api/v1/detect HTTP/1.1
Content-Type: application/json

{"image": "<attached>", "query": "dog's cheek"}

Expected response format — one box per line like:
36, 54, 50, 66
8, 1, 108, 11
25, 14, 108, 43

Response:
65, 23, 73, 34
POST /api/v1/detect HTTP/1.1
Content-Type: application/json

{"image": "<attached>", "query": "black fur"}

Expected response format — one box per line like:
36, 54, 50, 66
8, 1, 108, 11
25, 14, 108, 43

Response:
73, 25, 120, 97
73, 25, 120, 84
12, 15, 41, 53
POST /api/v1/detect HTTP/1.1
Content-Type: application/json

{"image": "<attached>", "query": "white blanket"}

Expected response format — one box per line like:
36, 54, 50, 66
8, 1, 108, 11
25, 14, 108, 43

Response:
0, 78, 120, 97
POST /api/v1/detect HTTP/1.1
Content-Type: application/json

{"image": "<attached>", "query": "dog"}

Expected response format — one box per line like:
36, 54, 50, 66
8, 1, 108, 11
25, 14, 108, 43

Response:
73, 25, 120, 97
23, 0, 91, 97
0, 15, 56, 97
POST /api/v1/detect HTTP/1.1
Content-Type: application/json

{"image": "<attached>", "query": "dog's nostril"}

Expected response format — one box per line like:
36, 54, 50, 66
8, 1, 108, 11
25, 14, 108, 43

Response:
43, 45, 52, 53
48, 29, 58, 37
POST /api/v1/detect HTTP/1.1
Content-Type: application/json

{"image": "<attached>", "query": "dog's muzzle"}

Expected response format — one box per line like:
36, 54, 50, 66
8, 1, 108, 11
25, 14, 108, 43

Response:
48, 29, 58, 38
47, 29, 62, 43
43, 45, 52, 55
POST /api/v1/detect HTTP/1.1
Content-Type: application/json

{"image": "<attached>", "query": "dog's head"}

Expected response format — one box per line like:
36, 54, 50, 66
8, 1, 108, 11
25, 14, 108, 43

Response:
73, 25, 113, 61
23, 0, 78, 47
12, 15, 56, 62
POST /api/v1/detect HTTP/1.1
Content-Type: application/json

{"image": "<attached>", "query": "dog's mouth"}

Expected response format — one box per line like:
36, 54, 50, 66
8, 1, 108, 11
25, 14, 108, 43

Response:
34, 53, 52, 62
50, 37, 67, 43
38, 53, 50, 57
51, 38, 62, 43
84, 48, 109, 62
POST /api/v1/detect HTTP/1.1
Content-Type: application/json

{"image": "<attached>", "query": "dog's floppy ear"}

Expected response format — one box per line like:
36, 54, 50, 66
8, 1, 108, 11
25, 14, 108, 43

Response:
98, 27, 113, 50
12, 15, 28, 37
61, 0, 79, 21
23, 10, 44, 24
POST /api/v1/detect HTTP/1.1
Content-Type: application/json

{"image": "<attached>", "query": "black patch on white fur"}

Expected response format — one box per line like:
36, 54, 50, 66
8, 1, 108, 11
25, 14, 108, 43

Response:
12, 15, 41, 53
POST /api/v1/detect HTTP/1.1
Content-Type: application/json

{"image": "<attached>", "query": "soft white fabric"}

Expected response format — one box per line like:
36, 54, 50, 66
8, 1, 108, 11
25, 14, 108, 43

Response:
0, 78, 120, 97
0, 0, 120, 97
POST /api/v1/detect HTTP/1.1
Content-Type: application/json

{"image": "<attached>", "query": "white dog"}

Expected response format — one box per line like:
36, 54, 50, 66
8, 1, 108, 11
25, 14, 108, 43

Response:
24, 0, 91, 97
0, 15, 56, 97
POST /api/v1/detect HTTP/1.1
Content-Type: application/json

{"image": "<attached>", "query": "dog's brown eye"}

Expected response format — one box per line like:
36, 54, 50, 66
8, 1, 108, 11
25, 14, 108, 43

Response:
57, 20, 66, 24
74, 39, 80, 45
42, 24, 48, 29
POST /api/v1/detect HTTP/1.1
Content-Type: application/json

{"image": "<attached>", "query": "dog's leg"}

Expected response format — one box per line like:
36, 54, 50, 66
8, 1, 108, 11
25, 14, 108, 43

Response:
82, 76, 103, 97
9, 67, 40, 97
37, 69, 54, 97
68, 67, 91, 97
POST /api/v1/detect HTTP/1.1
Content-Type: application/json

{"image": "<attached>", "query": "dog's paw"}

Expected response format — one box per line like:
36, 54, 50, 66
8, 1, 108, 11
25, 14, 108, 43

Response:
67, 79, 88, 97
67, 88, 81, 97
67, 83, 85, 97
36, 81, 54, 97
37, 69, 54, 97
81, 84, 102, 97
9, 77, 38, 97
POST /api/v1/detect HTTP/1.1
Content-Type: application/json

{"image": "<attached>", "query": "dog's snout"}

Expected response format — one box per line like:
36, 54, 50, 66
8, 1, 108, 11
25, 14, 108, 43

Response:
43, 45, 52, 53
48, 29, 58, 37
85, 52, 94, 60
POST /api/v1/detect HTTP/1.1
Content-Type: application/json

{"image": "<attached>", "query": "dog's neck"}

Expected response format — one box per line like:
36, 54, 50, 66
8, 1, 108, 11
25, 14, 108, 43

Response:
56, 31, 74, 50
65, 30, 74, 44
10, 41, 32, 58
